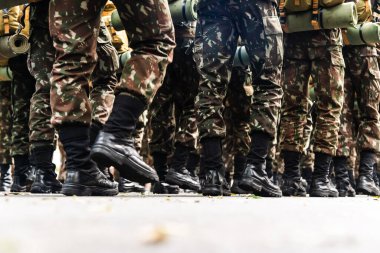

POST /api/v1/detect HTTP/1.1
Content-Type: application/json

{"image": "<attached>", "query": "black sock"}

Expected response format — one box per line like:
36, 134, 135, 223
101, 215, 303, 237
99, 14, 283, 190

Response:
247, 131, 271, 165
103, 94, 146, 138
313, 152, 332, 178
13, 154, 30, 175
58, 125, 94, 171
153, 152, 168, 181
233, 153, 247, 179
171, 143, 190, 170
200, 137, 224, 174
31, 144, 55, 172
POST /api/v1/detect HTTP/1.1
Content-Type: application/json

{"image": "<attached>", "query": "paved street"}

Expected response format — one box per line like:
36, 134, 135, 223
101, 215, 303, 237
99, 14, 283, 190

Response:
0, 193, 379, 253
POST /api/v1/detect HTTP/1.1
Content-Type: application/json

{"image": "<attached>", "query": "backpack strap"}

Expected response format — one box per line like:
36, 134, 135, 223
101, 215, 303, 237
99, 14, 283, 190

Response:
311, 0, 320, 30
279, 0, 288, 32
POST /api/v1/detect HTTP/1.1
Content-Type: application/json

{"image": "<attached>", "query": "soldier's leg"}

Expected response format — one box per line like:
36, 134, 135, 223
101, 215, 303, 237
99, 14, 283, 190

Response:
237, 0, 283, 197
225, 67, 252, 194
90, 21, 118, 145
8, 54, 36, 192
194, 0, 238, 196
49, 0, 118, 196
165, 37, 201, 192
28, 0, 62, 194
279, 41, 310, 197
333, 59, 356, 197
0, 81, 12, 191
91, 0, 175, 184
348, 46, 380, 196
310, 44, 344, 197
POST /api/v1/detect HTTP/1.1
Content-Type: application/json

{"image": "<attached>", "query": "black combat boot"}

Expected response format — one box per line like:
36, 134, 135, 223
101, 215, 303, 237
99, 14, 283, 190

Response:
200, 137, 231, 196
310, 152, 338, 197
91, 94, 158, 184
166, 143, 200, 191
356, 151, 380, 196
0, 164, 12, 192
240, 132, 282, 197
231, 153, 251, 194
11, 155, 32, 192
118, 177, 145, 193
187, 152, 200, 182
281, 151, 306, 197
60, 125, 118, 196
151, 152, 179, 194
30, 144, 62, 194
89, 120, 103, 147
333, 156, 356, 197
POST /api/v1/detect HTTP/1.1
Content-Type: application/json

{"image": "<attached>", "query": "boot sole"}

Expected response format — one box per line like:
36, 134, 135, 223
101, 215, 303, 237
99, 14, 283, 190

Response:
202, 185, 223, 196
239, 178, 262, 193
62, 183, 118, 196
91, 145, 158, 184
10, 185, 27, 193
165, 172, 200, 192
309, 190, 338, 197
356, 186, 380, 196
260, 185, 283, 197
31, 183, 62, 194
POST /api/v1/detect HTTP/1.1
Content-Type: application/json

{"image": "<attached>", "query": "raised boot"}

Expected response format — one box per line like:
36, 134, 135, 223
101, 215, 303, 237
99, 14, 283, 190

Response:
356, 151, 380, 196
281, 151, 306, 197
0, 164, 12, 192
30, 144, 62, 194
200, 137, 230, 196
333, 156, 356, 197
240, 132, 281, 197
231, 153, 251, 194
151, 152, 179, 194
60, 126, 118, 196
310, 152, 338, 197
91, 94, 158, 184
165, 143, 200, 191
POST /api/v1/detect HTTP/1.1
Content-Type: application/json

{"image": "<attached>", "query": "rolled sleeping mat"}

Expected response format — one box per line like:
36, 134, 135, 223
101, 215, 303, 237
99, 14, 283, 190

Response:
0, 66, 13, 81
111, 0, 198, 31
285, 2, 358, 33
0, 34, 30, 59
111, 11, 124, 32
169, 0, 198, 24
118, 50, 132, 69
233, 46, 250, 67
0, 0, 28, 10
345, 22, 380, 45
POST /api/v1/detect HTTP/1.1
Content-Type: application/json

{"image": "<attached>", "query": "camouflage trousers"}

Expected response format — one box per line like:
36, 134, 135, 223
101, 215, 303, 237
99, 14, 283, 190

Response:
28, 1, 118, 148
0, 81, 12, 164
279, 34, 344, 156
223, 67, 252, 157
223, 67, 252, 175
336, 45, 380, 157
194, 0, 283, 140
48, 0, 175, 126
149, 37, 200, 155
8, 54, 36, 156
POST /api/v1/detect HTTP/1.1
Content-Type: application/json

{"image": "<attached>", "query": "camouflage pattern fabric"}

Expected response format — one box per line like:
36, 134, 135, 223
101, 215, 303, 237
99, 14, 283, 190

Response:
149, 34, 199, 156
0, 81, 12, 164
336, 45, 380, 156
8, 54, 35, 156
194, 0, 283, 140
29, 1, 118, 148
279, 29, 345, 156
223, 67, 252, 157
48, 0, 175, 127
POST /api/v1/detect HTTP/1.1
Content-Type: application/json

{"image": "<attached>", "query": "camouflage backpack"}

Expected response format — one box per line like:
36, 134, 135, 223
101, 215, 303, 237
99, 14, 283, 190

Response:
355, 0, 372, 23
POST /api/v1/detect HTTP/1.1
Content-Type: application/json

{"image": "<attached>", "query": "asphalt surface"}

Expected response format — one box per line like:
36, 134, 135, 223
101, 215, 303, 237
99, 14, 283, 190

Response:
0, 193, 379, 253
